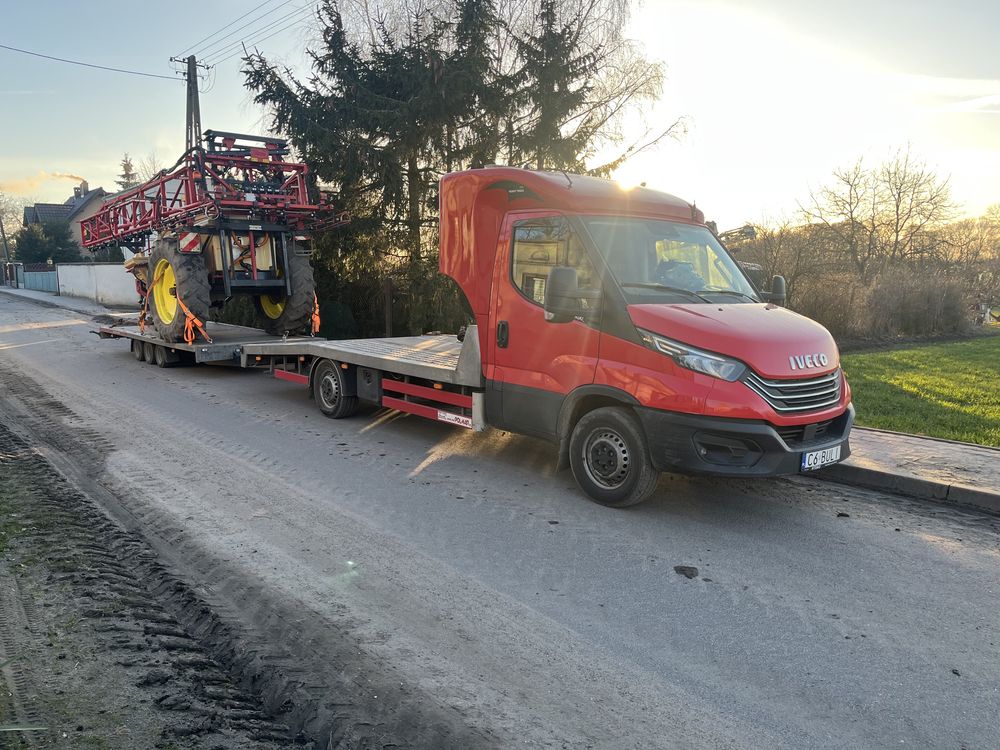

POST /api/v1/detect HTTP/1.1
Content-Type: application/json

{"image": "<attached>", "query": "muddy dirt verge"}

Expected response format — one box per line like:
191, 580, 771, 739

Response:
0, 421, 299, 748
0, 358, 497, 750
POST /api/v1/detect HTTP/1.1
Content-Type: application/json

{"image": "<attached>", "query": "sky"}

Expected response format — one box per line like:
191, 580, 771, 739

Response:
1, 0, 998, 229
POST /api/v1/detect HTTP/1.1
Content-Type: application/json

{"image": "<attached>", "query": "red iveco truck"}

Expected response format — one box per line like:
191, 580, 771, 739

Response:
101, 167, 853, 507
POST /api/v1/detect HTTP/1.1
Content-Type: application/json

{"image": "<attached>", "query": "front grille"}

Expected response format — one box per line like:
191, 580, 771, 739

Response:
744, 369, 842, 414
775, 419, 833, 446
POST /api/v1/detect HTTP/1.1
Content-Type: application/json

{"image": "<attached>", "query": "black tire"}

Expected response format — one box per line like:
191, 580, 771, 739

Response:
568, 407, 659, 507
254, 239, 316, 335
312, 360, 359, 419
153, 345, 179, 368
131, 339, 144, 361
142, 341, 157, 364
148, 237, 211, 344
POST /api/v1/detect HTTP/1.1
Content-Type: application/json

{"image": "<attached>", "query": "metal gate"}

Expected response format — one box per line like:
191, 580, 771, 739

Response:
20, 263, 58, 293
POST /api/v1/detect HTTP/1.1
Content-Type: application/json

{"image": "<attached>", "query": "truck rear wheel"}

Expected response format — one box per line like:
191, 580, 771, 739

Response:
254, 241, 316, 336
148, 238, 210, 344
569, 407, 659, 507
312, 360, 359, 419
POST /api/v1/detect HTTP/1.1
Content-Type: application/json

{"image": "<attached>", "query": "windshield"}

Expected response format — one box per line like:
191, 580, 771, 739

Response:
581, 217, 758, 302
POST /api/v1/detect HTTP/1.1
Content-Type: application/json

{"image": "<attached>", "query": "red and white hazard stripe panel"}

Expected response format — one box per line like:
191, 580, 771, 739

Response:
179, 232, 202, 253
381, 380, 477, 429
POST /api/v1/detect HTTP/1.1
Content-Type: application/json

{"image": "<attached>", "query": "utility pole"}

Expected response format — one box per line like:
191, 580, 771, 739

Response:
0, 213, 10, 263
169, 55, 209, 151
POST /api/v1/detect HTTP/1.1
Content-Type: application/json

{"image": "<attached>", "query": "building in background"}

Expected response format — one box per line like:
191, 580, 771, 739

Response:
22, 181, 108, 255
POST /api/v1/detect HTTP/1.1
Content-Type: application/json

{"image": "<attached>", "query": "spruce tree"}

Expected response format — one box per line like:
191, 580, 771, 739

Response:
116, 153, 140, 191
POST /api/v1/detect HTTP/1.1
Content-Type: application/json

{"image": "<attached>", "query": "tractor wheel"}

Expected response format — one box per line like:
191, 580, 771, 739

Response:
148, 238, 211, 344
254, 240, 316, 336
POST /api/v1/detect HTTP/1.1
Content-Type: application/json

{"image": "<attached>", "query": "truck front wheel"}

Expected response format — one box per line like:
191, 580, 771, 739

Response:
312, 360, 359, 419
569, 407, 659, 507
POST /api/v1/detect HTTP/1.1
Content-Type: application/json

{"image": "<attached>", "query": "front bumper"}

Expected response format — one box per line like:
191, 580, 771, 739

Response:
636, 404, 855, 477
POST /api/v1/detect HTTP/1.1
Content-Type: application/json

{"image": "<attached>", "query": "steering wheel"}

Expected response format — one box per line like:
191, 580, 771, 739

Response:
655, 260, 705, 290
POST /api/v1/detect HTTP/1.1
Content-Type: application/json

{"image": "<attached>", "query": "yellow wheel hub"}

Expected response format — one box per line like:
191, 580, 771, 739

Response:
152, 258, 177, 324
259, 294, 286, 319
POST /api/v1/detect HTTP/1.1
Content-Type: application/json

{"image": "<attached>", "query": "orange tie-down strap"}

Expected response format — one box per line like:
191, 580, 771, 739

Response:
312, 293, 321, 335
138, 264, 213, 346
137, 264, 163, 335
176, 295, 213, 346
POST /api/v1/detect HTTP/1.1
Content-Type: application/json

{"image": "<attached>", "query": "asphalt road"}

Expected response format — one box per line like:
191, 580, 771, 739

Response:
1, 292, 998, 749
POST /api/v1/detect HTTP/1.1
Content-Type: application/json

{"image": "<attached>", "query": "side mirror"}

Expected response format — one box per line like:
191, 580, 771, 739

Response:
769, 275, 786, 306
544, 266, 600, 323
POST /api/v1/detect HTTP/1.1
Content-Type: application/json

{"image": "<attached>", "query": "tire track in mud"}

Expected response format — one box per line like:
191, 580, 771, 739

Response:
0, 425, 296, 747
0, 359, 501, 749
0, 575, 46, 746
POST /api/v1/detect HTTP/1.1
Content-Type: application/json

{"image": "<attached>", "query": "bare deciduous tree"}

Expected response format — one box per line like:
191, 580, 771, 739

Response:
137, 152, 165, 182
801, 150, 954, 282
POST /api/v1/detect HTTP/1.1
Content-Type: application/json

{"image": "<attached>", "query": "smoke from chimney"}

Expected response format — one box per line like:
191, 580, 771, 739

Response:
0, 171, 88, 195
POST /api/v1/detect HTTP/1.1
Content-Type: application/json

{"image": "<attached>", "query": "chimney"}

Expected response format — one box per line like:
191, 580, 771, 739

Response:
73, 187, 82, 199
80, 180, 89, 195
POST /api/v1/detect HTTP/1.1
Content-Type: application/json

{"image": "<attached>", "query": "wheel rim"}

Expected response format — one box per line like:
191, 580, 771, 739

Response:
258, 263, 286, 319
318, 370, 340, 410
259, 294, 286, 319
152, 258, 177, 324
583, 428, 631, 489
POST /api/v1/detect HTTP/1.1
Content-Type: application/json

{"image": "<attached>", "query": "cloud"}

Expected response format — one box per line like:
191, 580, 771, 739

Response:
0, 171, 87, 195
943, 94, 1000, 114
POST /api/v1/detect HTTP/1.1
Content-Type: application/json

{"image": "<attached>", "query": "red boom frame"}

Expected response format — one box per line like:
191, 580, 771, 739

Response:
81, 132, 344, 249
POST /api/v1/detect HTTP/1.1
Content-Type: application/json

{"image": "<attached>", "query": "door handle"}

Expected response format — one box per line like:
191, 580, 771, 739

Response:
497, 320, 509, 348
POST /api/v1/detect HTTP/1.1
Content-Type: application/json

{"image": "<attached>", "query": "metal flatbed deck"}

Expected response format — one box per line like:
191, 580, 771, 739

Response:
241, 327, 483, 387
98, 322, 312, 363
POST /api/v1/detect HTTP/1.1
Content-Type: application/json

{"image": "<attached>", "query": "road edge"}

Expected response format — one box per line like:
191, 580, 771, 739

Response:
817, 463, 1000, 515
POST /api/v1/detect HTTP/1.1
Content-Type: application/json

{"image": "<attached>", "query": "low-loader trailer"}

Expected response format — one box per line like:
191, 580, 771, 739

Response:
99, 167, 854, 507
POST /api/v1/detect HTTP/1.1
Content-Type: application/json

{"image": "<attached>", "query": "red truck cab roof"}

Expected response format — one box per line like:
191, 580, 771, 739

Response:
439, 167, 705, 318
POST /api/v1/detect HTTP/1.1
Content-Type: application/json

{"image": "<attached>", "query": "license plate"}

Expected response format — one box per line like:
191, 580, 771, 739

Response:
801, 444, 842, 471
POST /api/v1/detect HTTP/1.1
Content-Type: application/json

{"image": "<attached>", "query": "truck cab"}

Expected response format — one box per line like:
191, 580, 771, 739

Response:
440, 168, 853, 506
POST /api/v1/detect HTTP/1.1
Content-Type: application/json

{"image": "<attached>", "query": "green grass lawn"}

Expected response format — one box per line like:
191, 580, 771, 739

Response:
841, 334, 1000, 447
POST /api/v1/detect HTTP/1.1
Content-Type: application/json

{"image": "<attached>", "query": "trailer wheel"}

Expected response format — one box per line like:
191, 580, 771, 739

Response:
313, 360, 359, 419
143, 341, 157, 364
153, 345, 179, 368
254, 240, 316, 336
569, 407, 659, 507
148, 237, 211, 344
131, 339, 144, 361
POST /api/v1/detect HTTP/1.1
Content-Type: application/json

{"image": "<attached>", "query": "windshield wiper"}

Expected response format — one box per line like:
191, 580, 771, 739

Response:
620, 283, 713, 303
695, 289, 759, 302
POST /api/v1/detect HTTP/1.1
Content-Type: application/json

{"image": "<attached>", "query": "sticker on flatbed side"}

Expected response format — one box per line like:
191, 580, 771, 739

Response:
437, 411, 473, 428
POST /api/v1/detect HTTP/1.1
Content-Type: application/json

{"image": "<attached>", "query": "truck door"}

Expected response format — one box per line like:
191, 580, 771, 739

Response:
488, 213, 601, 439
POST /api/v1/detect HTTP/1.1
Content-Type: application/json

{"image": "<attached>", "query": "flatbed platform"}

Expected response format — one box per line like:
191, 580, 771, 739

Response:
98, 322, 313, 363
241, 329, 482, 386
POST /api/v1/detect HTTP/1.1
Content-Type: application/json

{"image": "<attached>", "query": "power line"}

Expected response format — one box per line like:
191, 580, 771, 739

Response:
206, 5, 315, 65
0, 42, 178, 80
176, 0, 283, 57
202, 4, 312, 64
195, 0, 300, 59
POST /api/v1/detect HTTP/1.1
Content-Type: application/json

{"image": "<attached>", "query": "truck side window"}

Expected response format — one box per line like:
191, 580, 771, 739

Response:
511, 219, 598, 306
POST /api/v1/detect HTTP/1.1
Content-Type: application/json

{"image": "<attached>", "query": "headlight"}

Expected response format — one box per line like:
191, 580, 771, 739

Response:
637, 329, 747, 382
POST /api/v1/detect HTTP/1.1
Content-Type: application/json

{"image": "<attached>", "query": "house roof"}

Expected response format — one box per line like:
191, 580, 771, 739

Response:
22, 186, 108, 227
23, 203, 74, 226
65, 189, 107, 222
